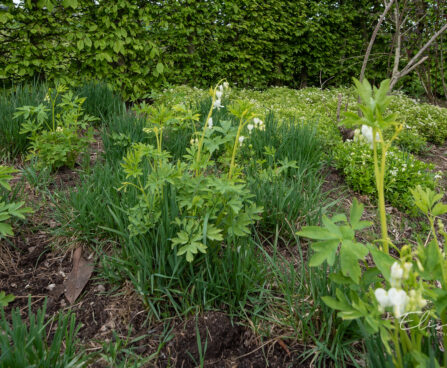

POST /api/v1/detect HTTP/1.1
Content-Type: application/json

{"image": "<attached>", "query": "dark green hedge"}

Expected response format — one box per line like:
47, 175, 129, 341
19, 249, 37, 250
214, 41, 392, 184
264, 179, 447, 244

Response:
0, 0, 445, 98
0, 0, 164, 99
146, 0, 389, 88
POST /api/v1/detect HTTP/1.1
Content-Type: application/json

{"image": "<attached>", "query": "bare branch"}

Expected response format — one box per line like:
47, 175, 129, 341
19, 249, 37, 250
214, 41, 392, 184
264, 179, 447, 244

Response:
359, 0, 395, 82
390, 56, 428, 90
401, 22, 447, 75
391, 1, 401, 82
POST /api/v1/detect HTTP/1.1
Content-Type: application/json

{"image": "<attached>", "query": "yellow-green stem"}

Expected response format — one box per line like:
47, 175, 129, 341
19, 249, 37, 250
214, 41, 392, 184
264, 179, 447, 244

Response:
159, 128, 164, 157
228, 117, 244, 180
372, 129, 389, 253
51, 90, 59, 131
195, 93, 215, 176
393, 319, 404, 368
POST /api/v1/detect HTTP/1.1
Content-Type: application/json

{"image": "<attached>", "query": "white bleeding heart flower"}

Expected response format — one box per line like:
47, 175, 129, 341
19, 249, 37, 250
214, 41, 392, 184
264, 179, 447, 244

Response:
388, 288, 409, 318
390, 262, 404, 287
361, 125, 380, 148
375, 288, 391, 309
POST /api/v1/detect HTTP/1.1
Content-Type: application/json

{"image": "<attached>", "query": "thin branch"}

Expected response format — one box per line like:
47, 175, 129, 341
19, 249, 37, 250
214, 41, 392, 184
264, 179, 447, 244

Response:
391, 0, 401, 82
359, 0, 395, 82
401, 22, 447, 75
400, 55, 428, 77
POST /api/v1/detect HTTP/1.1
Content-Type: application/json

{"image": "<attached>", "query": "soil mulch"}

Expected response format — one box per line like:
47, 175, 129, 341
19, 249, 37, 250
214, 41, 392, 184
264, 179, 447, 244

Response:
0, 228, 303, 367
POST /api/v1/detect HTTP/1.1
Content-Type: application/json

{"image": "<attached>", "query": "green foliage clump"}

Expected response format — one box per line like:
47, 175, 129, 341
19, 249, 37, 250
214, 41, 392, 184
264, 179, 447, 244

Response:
389, 94, 447, 144
242, 116, 326, 233
389, 126, 427, 154
15, 85, 96, 170
0, 82, 48, 158
0, 166, 33, 238
334, 140, 437, 214
75, 81, 125, 122
121, 89, 262, 263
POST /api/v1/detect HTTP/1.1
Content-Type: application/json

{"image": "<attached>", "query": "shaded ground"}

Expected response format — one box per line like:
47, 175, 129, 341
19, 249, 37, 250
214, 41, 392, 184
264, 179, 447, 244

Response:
0, 228, 303, 367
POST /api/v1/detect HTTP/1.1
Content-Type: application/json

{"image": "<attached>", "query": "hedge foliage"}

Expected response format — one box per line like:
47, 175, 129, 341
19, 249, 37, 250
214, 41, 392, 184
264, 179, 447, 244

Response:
0, 0, 164, 99
1, 0, 445, 97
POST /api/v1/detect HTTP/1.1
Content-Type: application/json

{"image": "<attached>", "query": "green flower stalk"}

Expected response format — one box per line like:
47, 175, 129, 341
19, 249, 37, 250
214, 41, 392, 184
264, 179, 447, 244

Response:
195, 80, 228, 176
343, 78, 401, 254
227, 100, 258, 180
298, 78, 447, 367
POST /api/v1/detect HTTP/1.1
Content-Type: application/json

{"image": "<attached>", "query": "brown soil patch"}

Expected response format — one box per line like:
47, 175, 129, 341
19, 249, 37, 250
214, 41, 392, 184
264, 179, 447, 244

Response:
162, 311, 303, 367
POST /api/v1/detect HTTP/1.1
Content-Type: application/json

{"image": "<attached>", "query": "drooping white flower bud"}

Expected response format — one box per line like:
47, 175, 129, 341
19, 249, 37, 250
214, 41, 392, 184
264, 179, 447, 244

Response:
216, 90, 223, 99
213, 99, 223, 109
239, 136, 245, 146
207, 117, 213, 129
361, 125, 380, 149
247, 124, 254, 133
390, 262, 404, 287
391, 262, 404, 279
403, 262, 412, 280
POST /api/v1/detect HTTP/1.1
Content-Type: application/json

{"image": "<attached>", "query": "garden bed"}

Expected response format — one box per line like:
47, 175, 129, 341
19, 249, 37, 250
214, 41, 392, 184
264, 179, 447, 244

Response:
1, 81, 446, 367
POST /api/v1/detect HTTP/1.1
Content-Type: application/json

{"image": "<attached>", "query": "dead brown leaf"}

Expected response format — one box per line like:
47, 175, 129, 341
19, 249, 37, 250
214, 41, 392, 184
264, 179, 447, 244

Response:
64, 247, 94, 304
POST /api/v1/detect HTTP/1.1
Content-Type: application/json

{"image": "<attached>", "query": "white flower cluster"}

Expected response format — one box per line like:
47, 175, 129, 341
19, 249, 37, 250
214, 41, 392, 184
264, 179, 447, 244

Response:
253, 117, 265, 131
239, 117, 265, 147
374, 262, 426, 318
213, 82, 229, 110
247, 117, 265, 135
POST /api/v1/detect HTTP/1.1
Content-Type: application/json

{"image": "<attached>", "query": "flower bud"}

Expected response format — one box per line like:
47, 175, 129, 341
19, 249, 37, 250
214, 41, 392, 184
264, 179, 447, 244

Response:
390, 262, 404, 287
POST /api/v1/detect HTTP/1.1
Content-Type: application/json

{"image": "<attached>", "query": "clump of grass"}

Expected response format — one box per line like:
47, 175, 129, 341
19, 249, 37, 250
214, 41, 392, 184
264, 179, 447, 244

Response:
253, 228, 363, 367
243, 114, 327, 234
0, 81, 47, 158
75, 81, 125, 124
0, 300, 87, 367
55, 159, 266, 317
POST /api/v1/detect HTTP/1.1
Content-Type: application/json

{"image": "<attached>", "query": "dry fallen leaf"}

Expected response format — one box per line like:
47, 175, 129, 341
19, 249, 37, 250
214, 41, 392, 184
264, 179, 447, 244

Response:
64, 247, 94, 304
